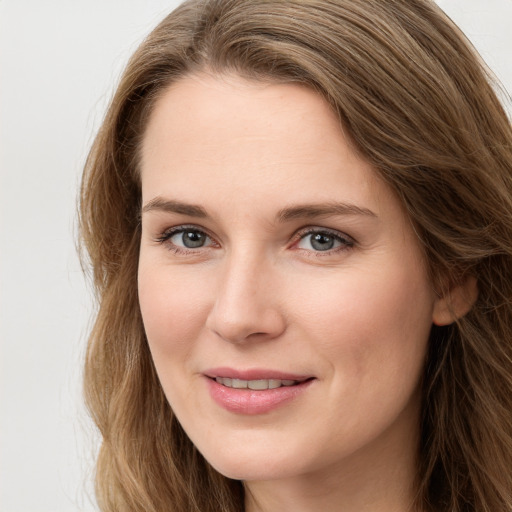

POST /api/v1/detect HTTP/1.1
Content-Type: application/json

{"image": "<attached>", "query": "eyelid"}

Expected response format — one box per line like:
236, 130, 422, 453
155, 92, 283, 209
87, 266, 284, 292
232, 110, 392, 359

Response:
290, 226, 356, 255
154, 224, 218, 249
153, 223, 355, 255
294, 226, 355, 244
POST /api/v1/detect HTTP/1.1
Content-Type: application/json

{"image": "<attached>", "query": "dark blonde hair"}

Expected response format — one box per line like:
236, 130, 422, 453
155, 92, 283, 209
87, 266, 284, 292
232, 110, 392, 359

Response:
80, 1, 512, 510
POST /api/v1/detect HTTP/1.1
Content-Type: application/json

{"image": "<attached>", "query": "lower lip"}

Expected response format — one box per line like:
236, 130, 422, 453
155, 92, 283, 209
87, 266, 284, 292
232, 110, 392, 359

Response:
205, 377, 313, 415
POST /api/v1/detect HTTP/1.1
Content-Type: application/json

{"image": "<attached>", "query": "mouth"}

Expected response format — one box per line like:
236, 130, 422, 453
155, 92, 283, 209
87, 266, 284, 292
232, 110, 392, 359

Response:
211, 376, 311, 390
203, 368, 315, 414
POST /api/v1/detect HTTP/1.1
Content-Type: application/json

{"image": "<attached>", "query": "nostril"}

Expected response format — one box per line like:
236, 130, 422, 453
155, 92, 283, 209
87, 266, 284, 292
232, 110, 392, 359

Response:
205, 289, 287, 344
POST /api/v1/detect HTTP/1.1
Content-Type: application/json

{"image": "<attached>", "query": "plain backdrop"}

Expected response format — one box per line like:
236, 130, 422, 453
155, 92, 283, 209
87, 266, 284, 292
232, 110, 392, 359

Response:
0, 1, 511, 511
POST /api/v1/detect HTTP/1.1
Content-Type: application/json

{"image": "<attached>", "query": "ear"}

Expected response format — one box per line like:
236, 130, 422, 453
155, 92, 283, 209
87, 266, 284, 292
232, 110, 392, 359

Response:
432, 275, 478, 326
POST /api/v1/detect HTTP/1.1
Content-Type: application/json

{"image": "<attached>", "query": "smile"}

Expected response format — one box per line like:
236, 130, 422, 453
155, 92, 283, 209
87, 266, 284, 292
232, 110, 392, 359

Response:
205, 372, 315, 414
214, 377, 300, 390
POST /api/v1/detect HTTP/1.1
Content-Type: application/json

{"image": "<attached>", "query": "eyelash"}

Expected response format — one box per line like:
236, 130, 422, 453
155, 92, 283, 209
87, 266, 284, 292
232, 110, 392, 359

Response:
154, 225, 217, 256
294, 227, 355, 256
154, 225, 355, 257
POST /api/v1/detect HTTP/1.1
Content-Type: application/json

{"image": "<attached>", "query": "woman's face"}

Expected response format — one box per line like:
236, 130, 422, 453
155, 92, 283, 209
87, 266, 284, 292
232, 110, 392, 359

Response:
138, 74, 440, 482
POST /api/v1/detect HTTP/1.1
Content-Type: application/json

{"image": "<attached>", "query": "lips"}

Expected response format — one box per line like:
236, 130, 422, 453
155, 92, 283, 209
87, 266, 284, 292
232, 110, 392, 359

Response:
204, 367, 312, 381
204, 367, 315, 414
214, 377, 300, 389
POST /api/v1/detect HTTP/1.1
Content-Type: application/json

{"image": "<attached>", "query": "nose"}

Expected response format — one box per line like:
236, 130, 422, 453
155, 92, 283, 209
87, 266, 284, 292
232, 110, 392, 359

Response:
205, 251, 287, 344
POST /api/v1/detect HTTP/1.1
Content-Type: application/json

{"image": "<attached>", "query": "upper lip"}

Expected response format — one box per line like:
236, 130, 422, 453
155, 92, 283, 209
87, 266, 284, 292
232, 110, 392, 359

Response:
203, 367, 313, 381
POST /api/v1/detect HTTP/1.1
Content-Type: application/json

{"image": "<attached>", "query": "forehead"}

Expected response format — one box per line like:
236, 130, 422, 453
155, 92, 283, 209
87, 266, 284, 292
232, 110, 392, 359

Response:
140, 73, 384, 214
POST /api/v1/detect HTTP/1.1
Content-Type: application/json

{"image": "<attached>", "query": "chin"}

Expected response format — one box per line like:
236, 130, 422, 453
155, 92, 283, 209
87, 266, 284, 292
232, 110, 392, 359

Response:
210, 458, 293, 482
198, 440, 303, 482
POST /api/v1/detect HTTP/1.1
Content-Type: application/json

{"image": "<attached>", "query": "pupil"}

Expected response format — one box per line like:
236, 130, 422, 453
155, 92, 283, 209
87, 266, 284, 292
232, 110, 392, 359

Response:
183, 231, 206, 248
311, 233, 334, 251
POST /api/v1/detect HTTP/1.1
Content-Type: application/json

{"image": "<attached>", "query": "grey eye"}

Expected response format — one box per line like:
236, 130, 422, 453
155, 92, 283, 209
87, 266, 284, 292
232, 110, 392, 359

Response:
171, 229, 210, 248
309, 233, 336, 251
297, 231, 348, 252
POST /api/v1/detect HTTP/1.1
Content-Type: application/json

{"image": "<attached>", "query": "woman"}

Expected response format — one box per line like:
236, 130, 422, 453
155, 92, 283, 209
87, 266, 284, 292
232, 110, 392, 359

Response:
79, 0, 512, 511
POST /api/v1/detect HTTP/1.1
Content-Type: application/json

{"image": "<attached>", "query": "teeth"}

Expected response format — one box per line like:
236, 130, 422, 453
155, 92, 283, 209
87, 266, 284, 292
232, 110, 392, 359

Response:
215, 377, 298, 389
248, 379, 268, 390
232, 378, 248, 389
268, 379, 281, 389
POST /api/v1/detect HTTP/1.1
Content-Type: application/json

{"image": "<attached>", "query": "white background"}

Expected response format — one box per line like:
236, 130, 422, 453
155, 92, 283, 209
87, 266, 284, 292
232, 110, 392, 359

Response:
0, 1, 511, 511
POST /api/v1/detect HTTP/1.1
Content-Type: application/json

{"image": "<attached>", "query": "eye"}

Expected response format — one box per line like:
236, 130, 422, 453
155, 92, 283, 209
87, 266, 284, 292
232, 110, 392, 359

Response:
156, 226, 215, 251
296, 229, 354, 252
171, 229, 211, 248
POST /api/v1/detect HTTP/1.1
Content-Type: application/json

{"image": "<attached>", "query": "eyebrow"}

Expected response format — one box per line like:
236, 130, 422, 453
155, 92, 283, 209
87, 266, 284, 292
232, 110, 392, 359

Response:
276, 202, 377, 221
141, 197, 208, 217
141, 197, 377, 221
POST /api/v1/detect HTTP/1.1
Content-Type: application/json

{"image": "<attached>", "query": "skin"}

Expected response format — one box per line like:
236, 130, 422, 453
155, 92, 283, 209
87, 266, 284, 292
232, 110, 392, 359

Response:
138, 73, 449, 512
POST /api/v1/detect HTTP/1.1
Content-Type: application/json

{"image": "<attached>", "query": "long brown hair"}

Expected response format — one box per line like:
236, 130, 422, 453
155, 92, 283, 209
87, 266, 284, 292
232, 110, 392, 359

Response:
79, 1, 512, 510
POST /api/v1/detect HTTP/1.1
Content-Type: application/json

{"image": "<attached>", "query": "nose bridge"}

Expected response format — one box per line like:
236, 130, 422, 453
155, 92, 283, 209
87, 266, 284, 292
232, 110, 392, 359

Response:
206, 244, 285, 343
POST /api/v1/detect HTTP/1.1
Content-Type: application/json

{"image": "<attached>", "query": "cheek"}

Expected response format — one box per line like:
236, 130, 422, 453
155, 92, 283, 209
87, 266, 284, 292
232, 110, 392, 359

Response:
289, 264, 433, 450
137, 262, 216, 414
290, 261, 434, 381
138, 263, 211, 359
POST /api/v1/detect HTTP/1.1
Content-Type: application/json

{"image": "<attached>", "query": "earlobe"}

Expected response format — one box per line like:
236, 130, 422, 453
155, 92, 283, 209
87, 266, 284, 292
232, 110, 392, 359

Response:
432, 275, 478, 326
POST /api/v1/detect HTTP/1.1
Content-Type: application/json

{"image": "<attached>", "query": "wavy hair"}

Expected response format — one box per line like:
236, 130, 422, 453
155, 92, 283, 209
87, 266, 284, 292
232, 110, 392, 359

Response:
79, 1, 512, 510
